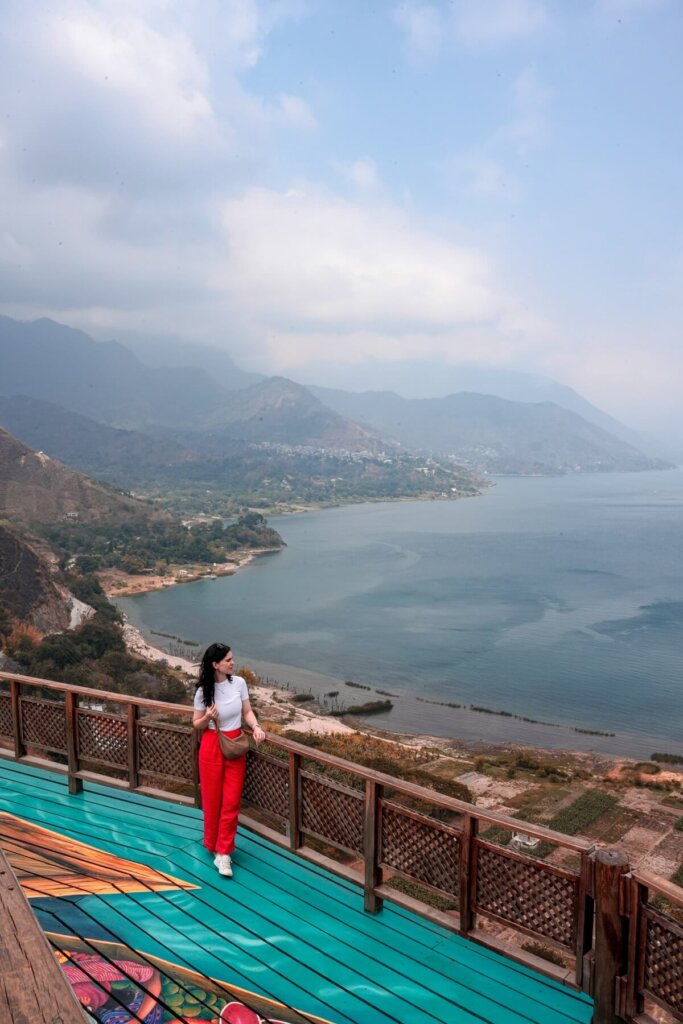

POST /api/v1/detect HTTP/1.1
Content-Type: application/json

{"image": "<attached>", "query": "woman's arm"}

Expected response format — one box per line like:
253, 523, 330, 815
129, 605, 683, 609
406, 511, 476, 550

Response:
193, 704, 217, 731
242, 700, 265, 744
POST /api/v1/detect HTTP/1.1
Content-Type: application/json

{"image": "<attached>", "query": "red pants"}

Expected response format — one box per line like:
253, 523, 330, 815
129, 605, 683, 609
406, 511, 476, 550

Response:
198, 729, 247, 855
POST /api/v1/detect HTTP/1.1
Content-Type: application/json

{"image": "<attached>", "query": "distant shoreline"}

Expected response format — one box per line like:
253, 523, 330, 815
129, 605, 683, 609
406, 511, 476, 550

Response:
99, 548, 281, 598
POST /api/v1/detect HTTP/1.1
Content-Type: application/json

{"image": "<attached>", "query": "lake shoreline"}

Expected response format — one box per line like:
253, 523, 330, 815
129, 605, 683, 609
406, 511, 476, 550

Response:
99, 548, 279, 598
114, 472, 683, 762
118, 617, 681, 764
120, 619, 618, 767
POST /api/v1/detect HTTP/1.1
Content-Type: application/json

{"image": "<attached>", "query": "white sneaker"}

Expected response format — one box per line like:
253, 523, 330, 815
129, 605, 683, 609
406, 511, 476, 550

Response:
214, 853, 233, 877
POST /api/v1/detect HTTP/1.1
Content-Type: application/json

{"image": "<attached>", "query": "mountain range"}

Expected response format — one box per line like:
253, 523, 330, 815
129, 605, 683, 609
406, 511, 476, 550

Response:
310, 387, 669, 475
0, 314, 673, 480
0, 395, 193, 486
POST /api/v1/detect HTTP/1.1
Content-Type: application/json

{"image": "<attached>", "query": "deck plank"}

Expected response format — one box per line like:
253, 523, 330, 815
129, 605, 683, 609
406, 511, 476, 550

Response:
0, 848, 87, 1024
0, 758, 594, 1024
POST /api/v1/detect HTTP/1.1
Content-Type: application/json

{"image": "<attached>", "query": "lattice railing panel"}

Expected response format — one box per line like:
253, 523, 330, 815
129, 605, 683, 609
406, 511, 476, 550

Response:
21, 697, 67, 752
300, 772, 363, 854
243, 752, 289, 820
0, 692, 11, 738
138, 724, 193, 781
475, 841, 577, 948
644, 908, 683, 1021
77, 710, 127, 766
381, 802, 460, 895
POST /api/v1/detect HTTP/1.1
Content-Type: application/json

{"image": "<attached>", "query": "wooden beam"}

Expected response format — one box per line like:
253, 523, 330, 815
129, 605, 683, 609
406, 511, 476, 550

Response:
363, 779, 382, 914
0, 848, 88, 1024
593, 848, 630, 1024
64, 691, 82, 796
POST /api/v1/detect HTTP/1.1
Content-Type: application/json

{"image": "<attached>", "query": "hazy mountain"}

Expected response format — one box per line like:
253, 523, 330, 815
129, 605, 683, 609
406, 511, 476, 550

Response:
1, 315, 671, 476
124, 336, 263, 391
0, 426, 165, 524
0, 315, 224, 429
311, 387, 671, 474
0, 523, 70, 633
301, 362, 677, 459
0, 395, 195, 486
188, 376, 393, 453
0, 317, 386, 453
425, 367, 667, 457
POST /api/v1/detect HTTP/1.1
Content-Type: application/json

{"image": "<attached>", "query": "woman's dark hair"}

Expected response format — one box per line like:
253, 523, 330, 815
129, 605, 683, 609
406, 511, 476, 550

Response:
196, 643, 232, 708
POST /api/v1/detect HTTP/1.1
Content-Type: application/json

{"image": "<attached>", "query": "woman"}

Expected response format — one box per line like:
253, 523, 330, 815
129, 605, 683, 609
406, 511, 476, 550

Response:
193, 643, 265, 877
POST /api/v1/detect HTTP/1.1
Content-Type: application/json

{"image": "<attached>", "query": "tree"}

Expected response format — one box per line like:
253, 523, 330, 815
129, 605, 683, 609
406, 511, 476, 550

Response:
35, 634, 82, 669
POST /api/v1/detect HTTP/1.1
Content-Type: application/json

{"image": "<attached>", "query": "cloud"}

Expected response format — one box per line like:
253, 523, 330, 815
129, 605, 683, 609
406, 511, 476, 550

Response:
0, 0, 315, 196
333, 158, 381, 191
594, 0, 670, 13
209, 185, 546, 369
393, 2, 443, 62
393, 0, 546, 61
0, 0, 319, 346
447, 155, 519, 199
48, 6, 215, 137
443, 67, 549, 200
273, 94, 318, 131
218, 186, 499, 328
502, 67, 551, 150
452, 0, 547, 46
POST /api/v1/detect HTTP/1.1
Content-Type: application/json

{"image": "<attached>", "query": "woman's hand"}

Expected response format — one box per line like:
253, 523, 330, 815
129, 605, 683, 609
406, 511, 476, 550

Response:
252, 724, 266, 744
192, 705, 218, 731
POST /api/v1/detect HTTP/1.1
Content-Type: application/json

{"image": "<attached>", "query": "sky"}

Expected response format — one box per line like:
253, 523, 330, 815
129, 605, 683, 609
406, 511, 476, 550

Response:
0, 0, 681, 435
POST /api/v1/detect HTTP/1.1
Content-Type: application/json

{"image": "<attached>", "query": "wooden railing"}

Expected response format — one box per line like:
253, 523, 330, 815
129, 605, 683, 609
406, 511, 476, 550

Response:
1, 670, 681, 1024
620, 869, 683, 1023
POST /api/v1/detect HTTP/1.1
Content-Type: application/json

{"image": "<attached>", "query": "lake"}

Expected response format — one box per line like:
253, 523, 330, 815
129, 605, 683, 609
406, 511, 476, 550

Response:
118, 470, 683, 757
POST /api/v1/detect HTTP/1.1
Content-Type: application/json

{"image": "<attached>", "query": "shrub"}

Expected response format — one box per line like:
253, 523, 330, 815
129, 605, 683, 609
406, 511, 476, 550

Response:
546, 790, 618, 836
521, 942, 566, 967
384, 875, 457, 912
331, 699, 393, 716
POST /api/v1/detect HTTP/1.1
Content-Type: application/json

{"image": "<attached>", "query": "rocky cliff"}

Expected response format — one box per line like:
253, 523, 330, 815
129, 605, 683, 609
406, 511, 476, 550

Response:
0, 523, 70, 634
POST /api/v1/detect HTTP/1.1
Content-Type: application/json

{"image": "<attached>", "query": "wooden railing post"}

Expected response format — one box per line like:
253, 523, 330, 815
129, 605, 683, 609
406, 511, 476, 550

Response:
64, 690, 83, 795
10, 679, 25, 759
576, 848, 595, 991
593, 848, 630, 1024
288, 751, 301, 851
623, 875, 646, 1020
127, 704, 139, 791
363, 779, 383, 914
459, 814, 477, 935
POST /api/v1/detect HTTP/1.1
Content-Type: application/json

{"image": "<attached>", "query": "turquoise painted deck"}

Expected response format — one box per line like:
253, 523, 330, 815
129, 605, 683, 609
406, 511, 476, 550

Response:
0, 758, 594, 1024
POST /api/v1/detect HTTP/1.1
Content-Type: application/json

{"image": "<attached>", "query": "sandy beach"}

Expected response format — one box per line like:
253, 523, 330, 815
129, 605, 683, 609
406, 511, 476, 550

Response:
122, 622, 200, 675
99, 555, 255, 598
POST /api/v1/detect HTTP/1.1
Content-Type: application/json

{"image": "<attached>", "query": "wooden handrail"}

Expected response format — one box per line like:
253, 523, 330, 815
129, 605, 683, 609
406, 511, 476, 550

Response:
630, 867, 683, 904
0, 670, 592, 850
0, 669, 195, 712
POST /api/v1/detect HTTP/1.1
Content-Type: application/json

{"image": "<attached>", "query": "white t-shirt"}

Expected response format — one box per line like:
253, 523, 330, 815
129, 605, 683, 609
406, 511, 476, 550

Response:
194, 675, 249, 732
